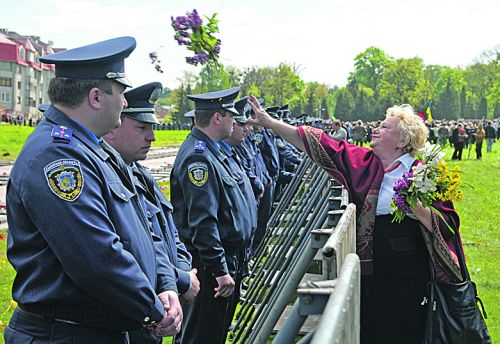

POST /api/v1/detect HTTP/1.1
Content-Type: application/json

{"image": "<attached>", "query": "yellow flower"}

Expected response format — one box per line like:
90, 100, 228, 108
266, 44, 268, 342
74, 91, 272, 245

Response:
10, 300, 18, 309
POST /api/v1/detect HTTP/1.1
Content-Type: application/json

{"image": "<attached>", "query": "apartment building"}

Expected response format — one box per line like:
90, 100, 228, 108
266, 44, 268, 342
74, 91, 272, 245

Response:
0, 29, 62, 119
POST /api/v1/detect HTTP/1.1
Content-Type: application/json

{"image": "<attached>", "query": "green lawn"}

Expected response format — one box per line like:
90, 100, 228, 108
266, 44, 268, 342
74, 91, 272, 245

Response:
0, 124, 189, 162
0, 131, 498, 342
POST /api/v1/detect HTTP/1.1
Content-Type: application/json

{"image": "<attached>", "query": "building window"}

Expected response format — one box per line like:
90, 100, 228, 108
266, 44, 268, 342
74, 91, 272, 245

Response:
17, 81, 21, 89
25, 81, 30, 91
0, 77, 13, 87
0, 61, 11, 71
0, 93, 11, 102
19, 46, 25, 60
17, 96, 21, 104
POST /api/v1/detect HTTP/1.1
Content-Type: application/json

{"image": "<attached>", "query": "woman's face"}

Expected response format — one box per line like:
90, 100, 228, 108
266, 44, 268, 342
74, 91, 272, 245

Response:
370, 116, 404, 154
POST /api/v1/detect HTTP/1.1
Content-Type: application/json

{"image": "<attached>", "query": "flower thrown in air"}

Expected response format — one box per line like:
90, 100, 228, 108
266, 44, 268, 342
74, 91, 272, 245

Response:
171, 9, 222, 67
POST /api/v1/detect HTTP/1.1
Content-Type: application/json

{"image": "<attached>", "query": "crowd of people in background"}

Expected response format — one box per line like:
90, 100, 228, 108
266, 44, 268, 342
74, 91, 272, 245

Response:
1, 113, 44, 127
3, 107, 498, 162
325, 118, 499, 160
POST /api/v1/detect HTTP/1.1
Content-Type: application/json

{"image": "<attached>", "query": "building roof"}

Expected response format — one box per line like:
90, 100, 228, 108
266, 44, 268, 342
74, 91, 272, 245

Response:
0, 33, 16, 45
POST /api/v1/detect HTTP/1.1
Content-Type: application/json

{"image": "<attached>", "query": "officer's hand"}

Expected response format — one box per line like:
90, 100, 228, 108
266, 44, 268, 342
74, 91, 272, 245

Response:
214, 274, 235, 298
182, 268, 200, 303
247, 96, 272, 128
154, 291, 183, 336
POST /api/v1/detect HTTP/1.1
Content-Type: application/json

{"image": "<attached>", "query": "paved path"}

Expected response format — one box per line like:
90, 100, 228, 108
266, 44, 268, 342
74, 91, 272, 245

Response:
0, 146, 179, 229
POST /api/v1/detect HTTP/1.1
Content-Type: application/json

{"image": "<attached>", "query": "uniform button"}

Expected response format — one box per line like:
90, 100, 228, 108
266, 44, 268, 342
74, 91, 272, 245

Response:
121, 193, 126, 198
144, 316, 150, 322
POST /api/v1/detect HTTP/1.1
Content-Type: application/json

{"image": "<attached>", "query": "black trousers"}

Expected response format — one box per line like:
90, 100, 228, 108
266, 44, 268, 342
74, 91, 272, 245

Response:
476, 142, 483, 159
177, 253, 241, 344
5, 308, 129, 344
361, 215, 430, 344
452, 142, 464, 160
253, 180, 275, 254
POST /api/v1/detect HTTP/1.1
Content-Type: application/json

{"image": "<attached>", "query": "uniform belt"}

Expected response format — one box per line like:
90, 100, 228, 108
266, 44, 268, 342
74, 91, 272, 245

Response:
19, 303, 86, 324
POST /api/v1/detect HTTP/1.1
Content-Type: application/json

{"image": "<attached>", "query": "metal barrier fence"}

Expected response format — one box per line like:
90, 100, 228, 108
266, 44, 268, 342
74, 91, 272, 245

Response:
229, 157, 360, 343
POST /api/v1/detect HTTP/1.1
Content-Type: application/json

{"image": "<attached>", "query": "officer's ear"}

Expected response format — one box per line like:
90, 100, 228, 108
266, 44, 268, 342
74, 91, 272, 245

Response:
88, 87, 102, 110
212, 111, 223, 125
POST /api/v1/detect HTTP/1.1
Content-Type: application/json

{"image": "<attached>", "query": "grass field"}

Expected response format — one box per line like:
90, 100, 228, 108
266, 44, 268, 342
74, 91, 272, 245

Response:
0, 125, 498, 342
0, 124, 189, 162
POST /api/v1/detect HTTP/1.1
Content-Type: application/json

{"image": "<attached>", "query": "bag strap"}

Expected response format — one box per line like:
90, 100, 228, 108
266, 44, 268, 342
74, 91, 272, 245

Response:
451, 233, 470, 281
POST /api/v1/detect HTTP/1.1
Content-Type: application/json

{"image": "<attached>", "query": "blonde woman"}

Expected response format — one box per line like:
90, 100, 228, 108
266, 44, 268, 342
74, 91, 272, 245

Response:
248, 98, 465, 344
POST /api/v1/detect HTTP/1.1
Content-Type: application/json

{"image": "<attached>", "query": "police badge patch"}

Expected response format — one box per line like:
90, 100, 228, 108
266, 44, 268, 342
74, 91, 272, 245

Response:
276, 138, 286, 148
44, 159, 84, 201
254, 133, 263, 145
188, 162, 208, 187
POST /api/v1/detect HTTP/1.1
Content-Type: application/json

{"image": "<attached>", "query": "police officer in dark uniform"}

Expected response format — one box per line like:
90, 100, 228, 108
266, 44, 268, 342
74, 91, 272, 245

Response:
170, 87, 253, 344
103, 82, 200, 343
5, 37, 182, 343
221, 96, 258, 260
220, 96, 258, 320
240, 99, 268, 202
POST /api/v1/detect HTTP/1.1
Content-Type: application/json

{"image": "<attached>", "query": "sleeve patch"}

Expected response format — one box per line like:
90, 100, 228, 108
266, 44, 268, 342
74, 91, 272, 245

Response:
188, 162, 208, 187
254, 133, 263, 145
44, 159, 84, 202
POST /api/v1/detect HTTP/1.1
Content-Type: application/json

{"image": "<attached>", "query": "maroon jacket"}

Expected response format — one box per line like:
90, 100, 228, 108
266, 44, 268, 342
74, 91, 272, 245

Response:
298, 126, 463, 282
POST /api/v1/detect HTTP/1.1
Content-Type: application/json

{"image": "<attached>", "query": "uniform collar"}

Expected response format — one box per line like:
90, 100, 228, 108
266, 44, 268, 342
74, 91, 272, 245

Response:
220, 140, 233, 156
190, 127, 226, 160
44, 106, 108, 160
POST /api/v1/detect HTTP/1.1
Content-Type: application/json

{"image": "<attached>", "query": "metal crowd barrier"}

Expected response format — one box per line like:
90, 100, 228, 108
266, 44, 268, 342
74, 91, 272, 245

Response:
229, 156, 360, 343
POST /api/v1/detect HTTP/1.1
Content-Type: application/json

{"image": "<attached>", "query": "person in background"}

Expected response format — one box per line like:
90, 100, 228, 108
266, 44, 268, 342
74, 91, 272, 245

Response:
103, 82, 200, 343
485, 121, 496, 153
329, 120, 348, 141
451, 123, 467, 160
170, 87, 253, 344
353, 120, 367, 146
5, 37, 182, 343
473, 125, 486, 160
247, 97, 465, 344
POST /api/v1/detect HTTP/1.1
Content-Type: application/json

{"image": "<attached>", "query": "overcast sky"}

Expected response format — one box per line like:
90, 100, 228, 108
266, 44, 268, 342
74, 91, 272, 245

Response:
3, 0, 498, 90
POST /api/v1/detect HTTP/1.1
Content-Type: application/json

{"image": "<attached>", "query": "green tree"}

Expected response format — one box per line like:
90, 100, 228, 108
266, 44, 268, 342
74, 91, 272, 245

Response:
477, 97, 488, 118
435, 77, 460, 119
303, 82, 318, 115
335, 88, 355, 120
350, 47, 392, 92
379, 57, 425, 105
171, 83, 193, 123
240, 66, 272, 99
460, 86, 467, 118
494, 102, 500, 118
267, 63, 305, 106
195, 64, 231, 93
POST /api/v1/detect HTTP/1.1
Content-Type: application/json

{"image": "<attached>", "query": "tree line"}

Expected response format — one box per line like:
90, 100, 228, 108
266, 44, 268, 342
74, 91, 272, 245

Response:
157, 46, 500, 123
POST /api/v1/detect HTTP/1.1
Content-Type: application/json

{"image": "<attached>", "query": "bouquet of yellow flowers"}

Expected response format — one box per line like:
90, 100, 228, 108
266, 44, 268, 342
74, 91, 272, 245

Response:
390, 142, 464, 233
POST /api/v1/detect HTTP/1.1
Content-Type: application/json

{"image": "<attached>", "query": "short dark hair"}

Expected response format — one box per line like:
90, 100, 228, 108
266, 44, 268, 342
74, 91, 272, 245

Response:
194, 109, 230, 128
48, 77, 114, 108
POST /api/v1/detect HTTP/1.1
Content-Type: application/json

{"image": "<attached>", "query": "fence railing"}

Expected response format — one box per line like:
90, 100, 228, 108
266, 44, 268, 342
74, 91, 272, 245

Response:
229, 157, 360, 343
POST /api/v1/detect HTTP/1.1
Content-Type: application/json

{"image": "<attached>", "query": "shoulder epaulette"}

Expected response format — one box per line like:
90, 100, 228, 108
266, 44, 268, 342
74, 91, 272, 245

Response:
194, 140, 206, 152
51, 125, 73, 142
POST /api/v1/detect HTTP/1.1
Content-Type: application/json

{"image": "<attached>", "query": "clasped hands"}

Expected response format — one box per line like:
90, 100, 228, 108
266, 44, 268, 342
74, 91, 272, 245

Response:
144, 290, 183, 337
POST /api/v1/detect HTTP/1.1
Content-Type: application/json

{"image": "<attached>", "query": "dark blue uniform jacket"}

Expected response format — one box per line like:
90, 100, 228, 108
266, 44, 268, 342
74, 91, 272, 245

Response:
170, 128, 253, 278
6, 106, 174, 331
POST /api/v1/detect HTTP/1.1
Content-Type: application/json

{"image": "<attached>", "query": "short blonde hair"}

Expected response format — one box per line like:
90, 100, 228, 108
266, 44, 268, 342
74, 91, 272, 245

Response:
385, 104, 428, 156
